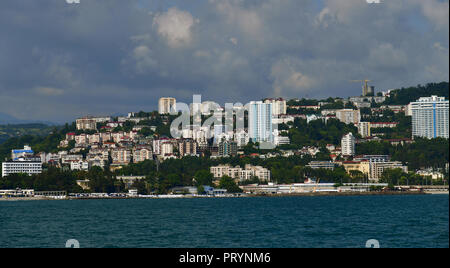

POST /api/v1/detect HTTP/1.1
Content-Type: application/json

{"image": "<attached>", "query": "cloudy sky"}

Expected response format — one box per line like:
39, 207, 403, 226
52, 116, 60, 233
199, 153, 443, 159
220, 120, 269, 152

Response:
0, 0, 448, 123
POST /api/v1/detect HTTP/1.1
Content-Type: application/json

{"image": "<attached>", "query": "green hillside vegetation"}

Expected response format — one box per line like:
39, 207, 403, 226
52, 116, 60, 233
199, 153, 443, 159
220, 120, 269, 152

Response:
0, 124, 56, 145
383, 82, 449, 105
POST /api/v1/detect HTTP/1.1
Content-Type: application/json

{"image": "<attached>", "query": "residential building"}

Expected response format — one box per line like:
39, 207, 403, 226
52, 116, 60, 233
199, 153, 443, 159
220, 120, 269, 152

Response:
210, 164, 271, 182
341, 132, 356, 156
76, 117, 97, 130
218, 140, 237, 157
358, 122, 371, 138
248, 101, 273, 144
70, 161, 89, 171
178, 140, 198, 157
158, 97, 176, 114
370, 161, 408, 181
410, 96, 449, 139
133, 147, 153, 163
264, 98, 287, 117
111, 148, 132, 164
336, 109, 361, 125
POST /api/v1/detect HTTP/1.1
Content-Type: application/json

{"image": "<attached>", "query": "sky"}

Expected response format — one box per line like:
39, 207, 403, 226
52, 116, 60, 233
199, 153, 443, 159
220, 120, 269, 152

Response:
0, 0, 448, 123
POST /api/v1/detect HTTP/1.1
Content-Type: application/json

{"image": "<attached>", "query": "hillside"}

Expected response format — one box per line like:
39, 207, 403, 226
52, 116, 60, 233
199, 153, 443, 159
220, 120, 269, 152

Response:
383, 82, 449, 105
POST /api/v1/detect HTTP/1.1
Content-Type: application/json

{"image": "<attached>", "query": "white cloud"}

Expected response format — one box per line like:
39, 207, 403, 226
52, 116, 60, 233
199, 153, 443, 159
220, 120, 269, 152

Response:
270, 58, 316, 97
153, 7, 198, 48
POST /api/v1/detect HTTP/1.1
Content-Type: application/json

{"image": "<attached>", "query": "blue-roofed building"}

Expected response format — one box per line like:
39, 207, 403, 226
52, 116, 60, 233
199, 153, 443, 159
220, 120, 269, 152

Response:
11, 145, 34, 161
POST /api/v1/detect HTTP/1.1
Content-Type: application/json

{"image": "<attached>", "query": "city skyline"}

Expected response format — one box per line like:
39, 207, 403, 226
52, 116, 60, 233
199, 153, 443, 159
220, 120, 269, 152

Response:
0, 0, 448, 123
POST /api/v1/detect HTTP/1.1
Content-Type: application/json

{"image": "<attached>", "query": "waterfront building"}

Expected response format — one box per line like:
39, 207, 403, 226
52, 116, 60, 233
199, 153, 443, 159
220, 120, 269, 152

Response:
2, 161, 42, 177
210, 164, 271, 182
248, 101, 273, 144
341, 132, 356, 156
370, 161, 408, 181
158, 97, 176, 114
410, 96, 449, 139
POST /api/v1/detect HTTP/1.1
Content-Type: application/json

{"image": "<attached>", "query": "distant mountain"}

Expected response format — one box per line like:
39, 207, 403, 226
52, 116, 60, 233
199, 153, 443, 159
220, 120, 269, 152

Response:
0, 112, 58, 125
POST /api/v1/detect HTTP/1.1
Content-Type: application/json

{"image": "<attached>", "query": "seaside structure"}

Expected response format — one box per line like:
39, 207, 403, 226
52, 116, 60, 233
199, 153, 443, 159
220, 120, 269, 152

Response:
210, 164, 271, 182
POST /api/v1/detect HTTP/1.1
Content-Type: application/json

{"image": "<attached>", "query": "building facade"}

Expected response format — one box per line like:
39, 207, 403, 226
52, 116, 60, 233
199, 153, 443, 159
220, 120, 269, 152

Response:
410, 96, 449, 139
248, 101, 273, 144
341, 132, 356, 156
158, 97, 177, 114
2, 161, 42, 177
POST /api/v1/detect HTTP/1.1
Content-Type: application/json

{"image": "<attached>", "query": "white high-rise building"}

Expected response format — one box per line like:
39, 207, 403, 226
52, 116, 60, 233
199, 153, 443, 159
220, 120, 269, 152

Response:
341, 132, 356, 156
248, 101, 273, 144
158, 97, 176, 114
410, 96, 449, 139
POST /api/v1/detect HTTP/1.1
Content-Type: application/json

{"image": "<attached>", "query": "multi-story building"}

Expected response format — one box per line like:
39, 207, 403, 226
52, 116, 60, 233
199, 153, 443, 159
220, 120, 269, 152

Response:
161, 142, 174, 156
370, 161, 408, 181
178, 140, 197, 157
358, 122, 371, 138
249, 101, 273, 144
61, 154, 83, 165
210, 164, 271, 182
11, 146, 34, 161
410, 96, 449, 139
70, 161, 89, 171
76, 117, 97, 130
133, 147, 153, 163
234, 130, 249, 147
158, 97, 176, 114
111, 148, 132, 164
264, 98, 287, 117
336, 109, 361, 125
218, 140, 237, 157
341, 132, 356, 156
2, 161, 42, 177
307, 161, 336, 170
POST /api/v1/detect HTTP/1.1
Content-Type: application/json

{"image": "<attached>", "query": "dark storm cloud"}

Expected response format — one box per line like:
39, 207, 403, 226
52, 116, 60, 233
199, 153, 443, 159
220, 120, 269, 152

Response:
0, 0, 448, 123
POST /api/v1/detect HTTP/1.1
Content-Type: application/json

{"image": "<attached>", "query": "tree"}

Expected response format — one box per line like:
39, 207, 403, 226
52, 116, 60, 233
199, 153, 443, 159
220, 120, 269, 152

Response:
218, 176, 242, 193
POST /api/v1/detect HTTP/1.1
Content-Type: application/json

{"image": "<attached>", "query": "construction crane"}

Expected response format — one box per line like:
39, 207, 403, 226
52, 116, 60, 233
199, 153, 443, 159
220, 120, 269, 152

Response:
350, 79, 372, 96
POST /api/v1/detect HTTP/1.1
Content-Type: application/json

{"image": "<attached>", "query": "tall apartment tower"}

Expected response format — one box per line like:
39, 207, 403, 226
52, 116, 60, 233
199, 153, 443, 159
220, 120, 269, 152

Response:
410, 96, 449, 139
158, 97, 176, 114
341, 132, 356, 156
264, 98, 287, 117
248, 101, 273, 144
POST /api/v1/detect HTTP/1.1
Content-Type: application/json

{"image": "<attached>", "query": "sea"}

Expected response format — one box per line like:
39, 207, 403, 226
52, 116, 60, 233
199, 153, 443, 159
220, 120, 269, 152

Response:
0, 195, 448, 248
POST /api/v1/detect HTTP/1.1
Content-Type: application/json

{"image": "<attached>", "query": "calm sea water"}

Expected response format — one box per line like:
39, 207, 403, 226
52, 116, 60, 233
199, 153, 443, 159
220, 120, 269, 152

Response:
0, 195, 448, 248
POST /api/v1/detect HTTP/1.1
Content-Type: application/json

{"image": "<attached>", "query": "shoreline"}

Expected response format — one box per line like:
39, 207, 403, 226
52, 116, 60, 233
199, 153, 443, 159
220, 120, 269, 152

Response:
1, 190, 447, 201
